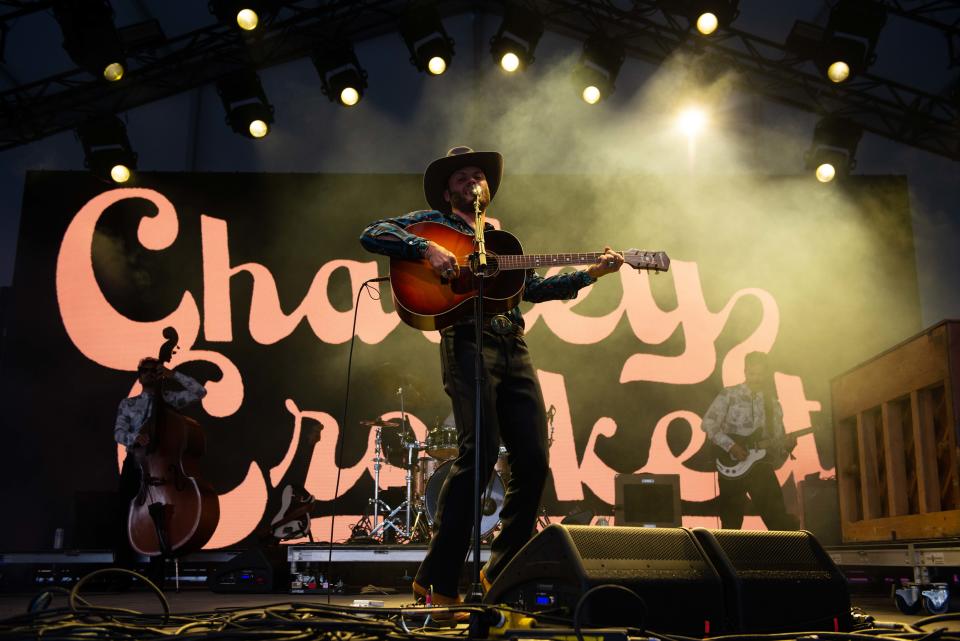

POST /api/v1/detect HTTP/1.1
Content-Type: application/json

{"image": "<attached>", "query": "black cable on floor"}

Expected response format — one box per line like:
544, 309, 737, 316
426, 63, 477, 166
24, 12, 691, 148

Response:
325, 275, 390, 604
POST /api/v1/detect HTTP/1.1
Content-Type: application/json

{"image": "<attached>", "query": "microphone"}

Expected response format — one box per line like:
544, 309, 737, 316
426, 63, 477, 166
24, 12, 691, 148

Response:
471, 184, 481, 198
546, 405, 556, 420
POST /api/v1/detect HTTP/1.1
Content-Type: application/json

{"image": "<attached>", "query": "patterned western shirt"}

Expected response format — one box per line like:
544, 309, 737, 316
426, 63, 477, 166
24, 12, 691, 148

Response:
114, 371, 207, 448
700, 383, 785, 453
360, 209, 596, 328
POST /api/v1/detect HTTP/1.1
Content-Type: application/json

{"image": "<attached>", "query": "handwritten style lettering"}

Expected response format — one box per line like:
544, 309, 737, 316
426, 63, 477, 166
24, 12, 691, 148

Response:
62, 188, 830, 548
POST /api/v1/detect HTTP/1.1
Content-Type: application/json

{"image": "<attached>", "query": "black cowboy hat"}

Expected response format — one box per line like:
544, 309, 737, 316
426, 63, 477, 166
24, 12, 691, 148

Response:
423, 146, 503, 212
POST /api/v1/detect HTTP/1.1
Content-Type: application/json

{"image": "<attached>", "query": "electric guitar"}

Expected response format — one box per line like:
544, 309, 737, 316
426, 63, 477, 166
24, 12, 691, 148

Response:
715, 426, 815, 479
388, 221, 670, 330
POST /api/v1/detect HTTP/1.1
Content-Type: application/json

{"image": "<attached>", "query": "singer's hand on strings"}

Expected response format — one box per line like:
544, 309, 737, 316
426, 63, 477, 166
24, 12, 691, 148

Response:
586, 246, 624, 279
425, 241, 460, 279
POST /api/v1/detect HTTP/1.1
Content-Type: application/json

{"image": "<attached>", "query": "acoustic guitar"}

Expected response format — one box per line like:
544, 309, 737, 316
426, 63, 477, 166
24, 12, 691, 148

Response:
389, 221, 670, 330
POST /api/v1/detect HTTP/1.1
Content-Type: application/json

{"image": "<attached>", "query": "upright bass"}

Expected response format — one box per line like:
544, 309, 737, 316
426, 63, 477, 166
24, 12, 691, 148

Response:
128, 327, 220, 557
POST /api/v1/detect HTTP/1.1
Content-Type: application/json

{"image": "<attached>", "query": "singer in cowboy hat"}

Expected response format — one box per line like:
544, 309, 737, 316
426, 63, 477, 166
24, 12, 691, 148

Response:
360, 146, 623, 612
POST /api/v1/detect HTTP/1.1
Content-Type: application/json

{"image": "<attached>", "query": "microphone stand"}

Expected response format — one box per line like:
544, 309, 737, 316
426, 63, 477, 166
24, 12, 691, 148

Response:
468, 184, 486, 603
398, 386, 413, 536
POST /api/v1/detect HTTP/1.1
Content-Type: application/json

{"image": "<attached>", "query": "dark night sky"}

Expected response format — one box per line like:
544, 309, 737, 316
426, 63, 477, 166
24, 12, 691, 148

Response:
1, 1, 957, 324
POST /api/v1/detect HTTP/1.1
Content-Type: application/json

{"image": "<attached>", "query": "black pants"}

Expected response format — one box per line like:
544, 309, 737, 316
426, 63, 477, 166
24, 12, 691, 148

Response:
415, 326, 549, 597
717, 461, 799, 530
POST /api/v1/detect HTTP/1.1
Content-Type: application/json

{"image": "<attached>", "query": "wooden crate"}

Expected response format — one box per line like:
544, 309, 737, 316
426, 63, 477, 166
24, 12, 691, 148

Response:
831, 320, 960, 542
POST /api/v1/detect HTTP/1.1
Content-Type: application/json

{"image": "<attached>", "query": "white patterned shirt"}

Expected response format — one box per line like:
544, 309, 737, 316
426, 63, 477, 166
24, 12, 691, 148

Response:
114, 371, 206, 448
700, 383, 784, 453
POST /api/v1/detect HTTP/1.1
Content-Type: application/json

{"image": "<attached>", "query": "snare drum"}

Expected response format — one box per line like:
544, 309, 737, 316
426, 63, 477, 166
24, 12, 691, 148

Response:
413, 456, 441, 498
425, 425, 459, 460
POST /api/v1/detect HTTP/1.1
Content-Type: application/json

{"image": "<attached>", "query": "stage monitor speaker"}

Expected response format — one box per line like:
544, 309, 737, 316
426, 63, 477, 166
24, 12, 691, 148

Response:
210, 546, 289, 593
614, 473, 682, 527
692, 528, 851, 633
483, 524, 726, 636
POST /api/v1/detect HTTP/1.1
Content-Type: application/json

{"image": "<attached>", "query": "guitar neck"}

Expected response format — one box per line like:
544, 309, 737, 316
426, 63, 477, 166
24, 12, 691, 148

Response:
758, 426, 815, 448
494, 252, 612, 271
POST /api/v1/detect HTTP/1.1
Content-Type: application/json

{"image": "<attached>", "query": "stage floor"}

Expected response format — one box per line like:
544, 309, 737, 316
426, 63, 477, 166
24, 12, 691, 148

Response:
0, 590, 949, 627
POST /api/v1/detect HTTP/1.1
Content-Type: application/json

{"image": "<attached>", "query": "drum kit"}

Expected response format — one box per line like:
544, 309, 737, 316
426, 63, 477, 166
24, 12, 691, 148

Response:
358, 398, 508, 544
353, 389, 558, 545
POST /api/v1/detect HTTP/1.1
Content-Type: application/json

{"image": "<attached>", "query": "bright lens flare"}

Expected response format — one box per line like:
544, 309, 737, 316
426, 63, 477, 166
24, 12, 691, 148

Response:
110, 165, 131, 183
815, 163, 837, 183
236, 9, 259, 31
827, 61, 850, 83
249, 119, 269, 138
340, 87, 360, 106
500, 52, 520, 72
677, 107, 707, 137
103, 62, 124, 82
696, 12, 719, 35
582, 85, 601, 104
428, 56, 447, 75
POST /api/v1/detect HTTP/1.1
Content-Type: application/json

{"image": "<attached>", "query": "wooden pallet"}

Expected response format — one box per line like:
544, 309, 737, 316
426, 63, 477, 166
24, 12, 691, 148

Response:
832, 321, 960, 542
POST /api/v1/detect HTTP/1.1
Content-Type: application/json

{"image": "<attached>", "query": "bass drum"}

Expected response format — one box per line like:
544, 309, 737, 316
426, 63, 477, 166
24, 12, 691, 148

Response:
424, 460, 504, 538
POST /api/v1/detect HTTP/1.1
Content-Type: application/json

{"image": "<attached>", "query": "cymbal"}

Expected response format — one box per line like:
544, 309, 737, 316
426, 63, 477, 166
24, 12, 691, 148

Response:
359, 419, 402, 428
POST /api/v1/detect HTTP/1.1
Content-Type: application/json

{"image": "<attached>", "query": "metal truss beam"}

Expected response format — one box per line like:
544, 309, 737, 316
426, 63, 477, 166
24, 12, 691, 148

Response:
0, 0, 957, 160
542, 0, 960, 160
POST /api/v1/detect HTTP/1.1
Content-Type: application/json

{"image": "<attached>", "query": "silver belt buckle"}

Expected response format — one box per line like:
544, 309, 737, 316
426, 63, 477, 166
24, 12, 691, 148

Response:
490, 314, 513, 336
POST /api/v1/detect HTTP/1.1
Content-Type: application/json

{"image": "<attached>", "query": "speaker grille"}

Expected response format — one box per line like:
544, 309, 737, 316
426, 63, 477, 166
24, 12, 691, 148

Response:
565, 525, 703, 561
705, 529, 827, 571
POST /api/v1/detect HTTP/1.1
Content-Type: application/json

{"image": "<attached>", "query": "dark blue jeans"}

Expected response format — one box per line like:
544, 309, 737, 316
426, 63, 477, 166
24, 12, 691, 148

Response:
415, 325, 549, 597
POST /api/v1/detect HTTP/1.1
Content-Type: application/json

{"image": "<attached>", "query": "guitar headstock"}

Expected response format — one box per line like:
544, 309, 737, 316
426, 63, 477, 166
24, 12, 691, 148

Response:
623, 249, 670, 272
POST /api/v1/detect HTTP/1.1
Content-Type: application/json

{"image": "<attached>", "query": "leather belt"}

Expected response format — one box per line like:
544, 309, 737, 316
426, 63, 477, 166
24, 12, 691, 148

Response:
489, 314, 521, 336
449, 315, 524, 337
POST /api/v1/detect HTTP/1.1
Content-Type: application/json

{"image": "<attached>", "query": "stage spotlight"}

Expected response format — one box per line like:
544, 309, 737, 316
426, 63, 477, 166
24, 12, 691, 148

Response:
53, 0, 126, 81
803, 116, 862, 183
823, 0, 886, 81
696, 13, 718, 35
400, 6, 455, 75
215, 70, 275, 139
490, 3, 544, 73
677, 106, 707, 137
312, 43, 368, 107
658, 0, 739, 35
572, 35, 625, 104
76, 115, 138, 184
209, 1, 271, 32
787, 0, 885, 83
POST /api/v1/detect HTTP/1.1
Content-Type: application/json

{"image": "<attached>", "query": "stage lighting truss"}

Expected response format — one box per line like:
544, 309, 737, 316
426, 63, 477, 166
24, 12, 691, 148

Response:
656, 0, 740, 35
215, 70, 275, 138
52, 0, 126, 82
572, 35, 625, 104
76, 115, 138, 184
490, 3, 544, 72
787, 0, 887, 83
208, 0, 275, 32
803, 116, 862, 183
400, 5, 455, 75
313, 44, 368, 107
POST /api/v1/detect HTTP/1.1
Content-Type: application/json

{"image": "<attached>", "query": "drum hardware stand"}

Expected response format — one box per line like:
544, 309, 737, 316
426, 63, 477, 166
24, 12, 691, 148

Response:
368, 498, 408, 540
397, 386, 414, 535
368, 412, 427, 543
371, 425, 385, 532
536, 406, 557, 530
368, 424, 408, 540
